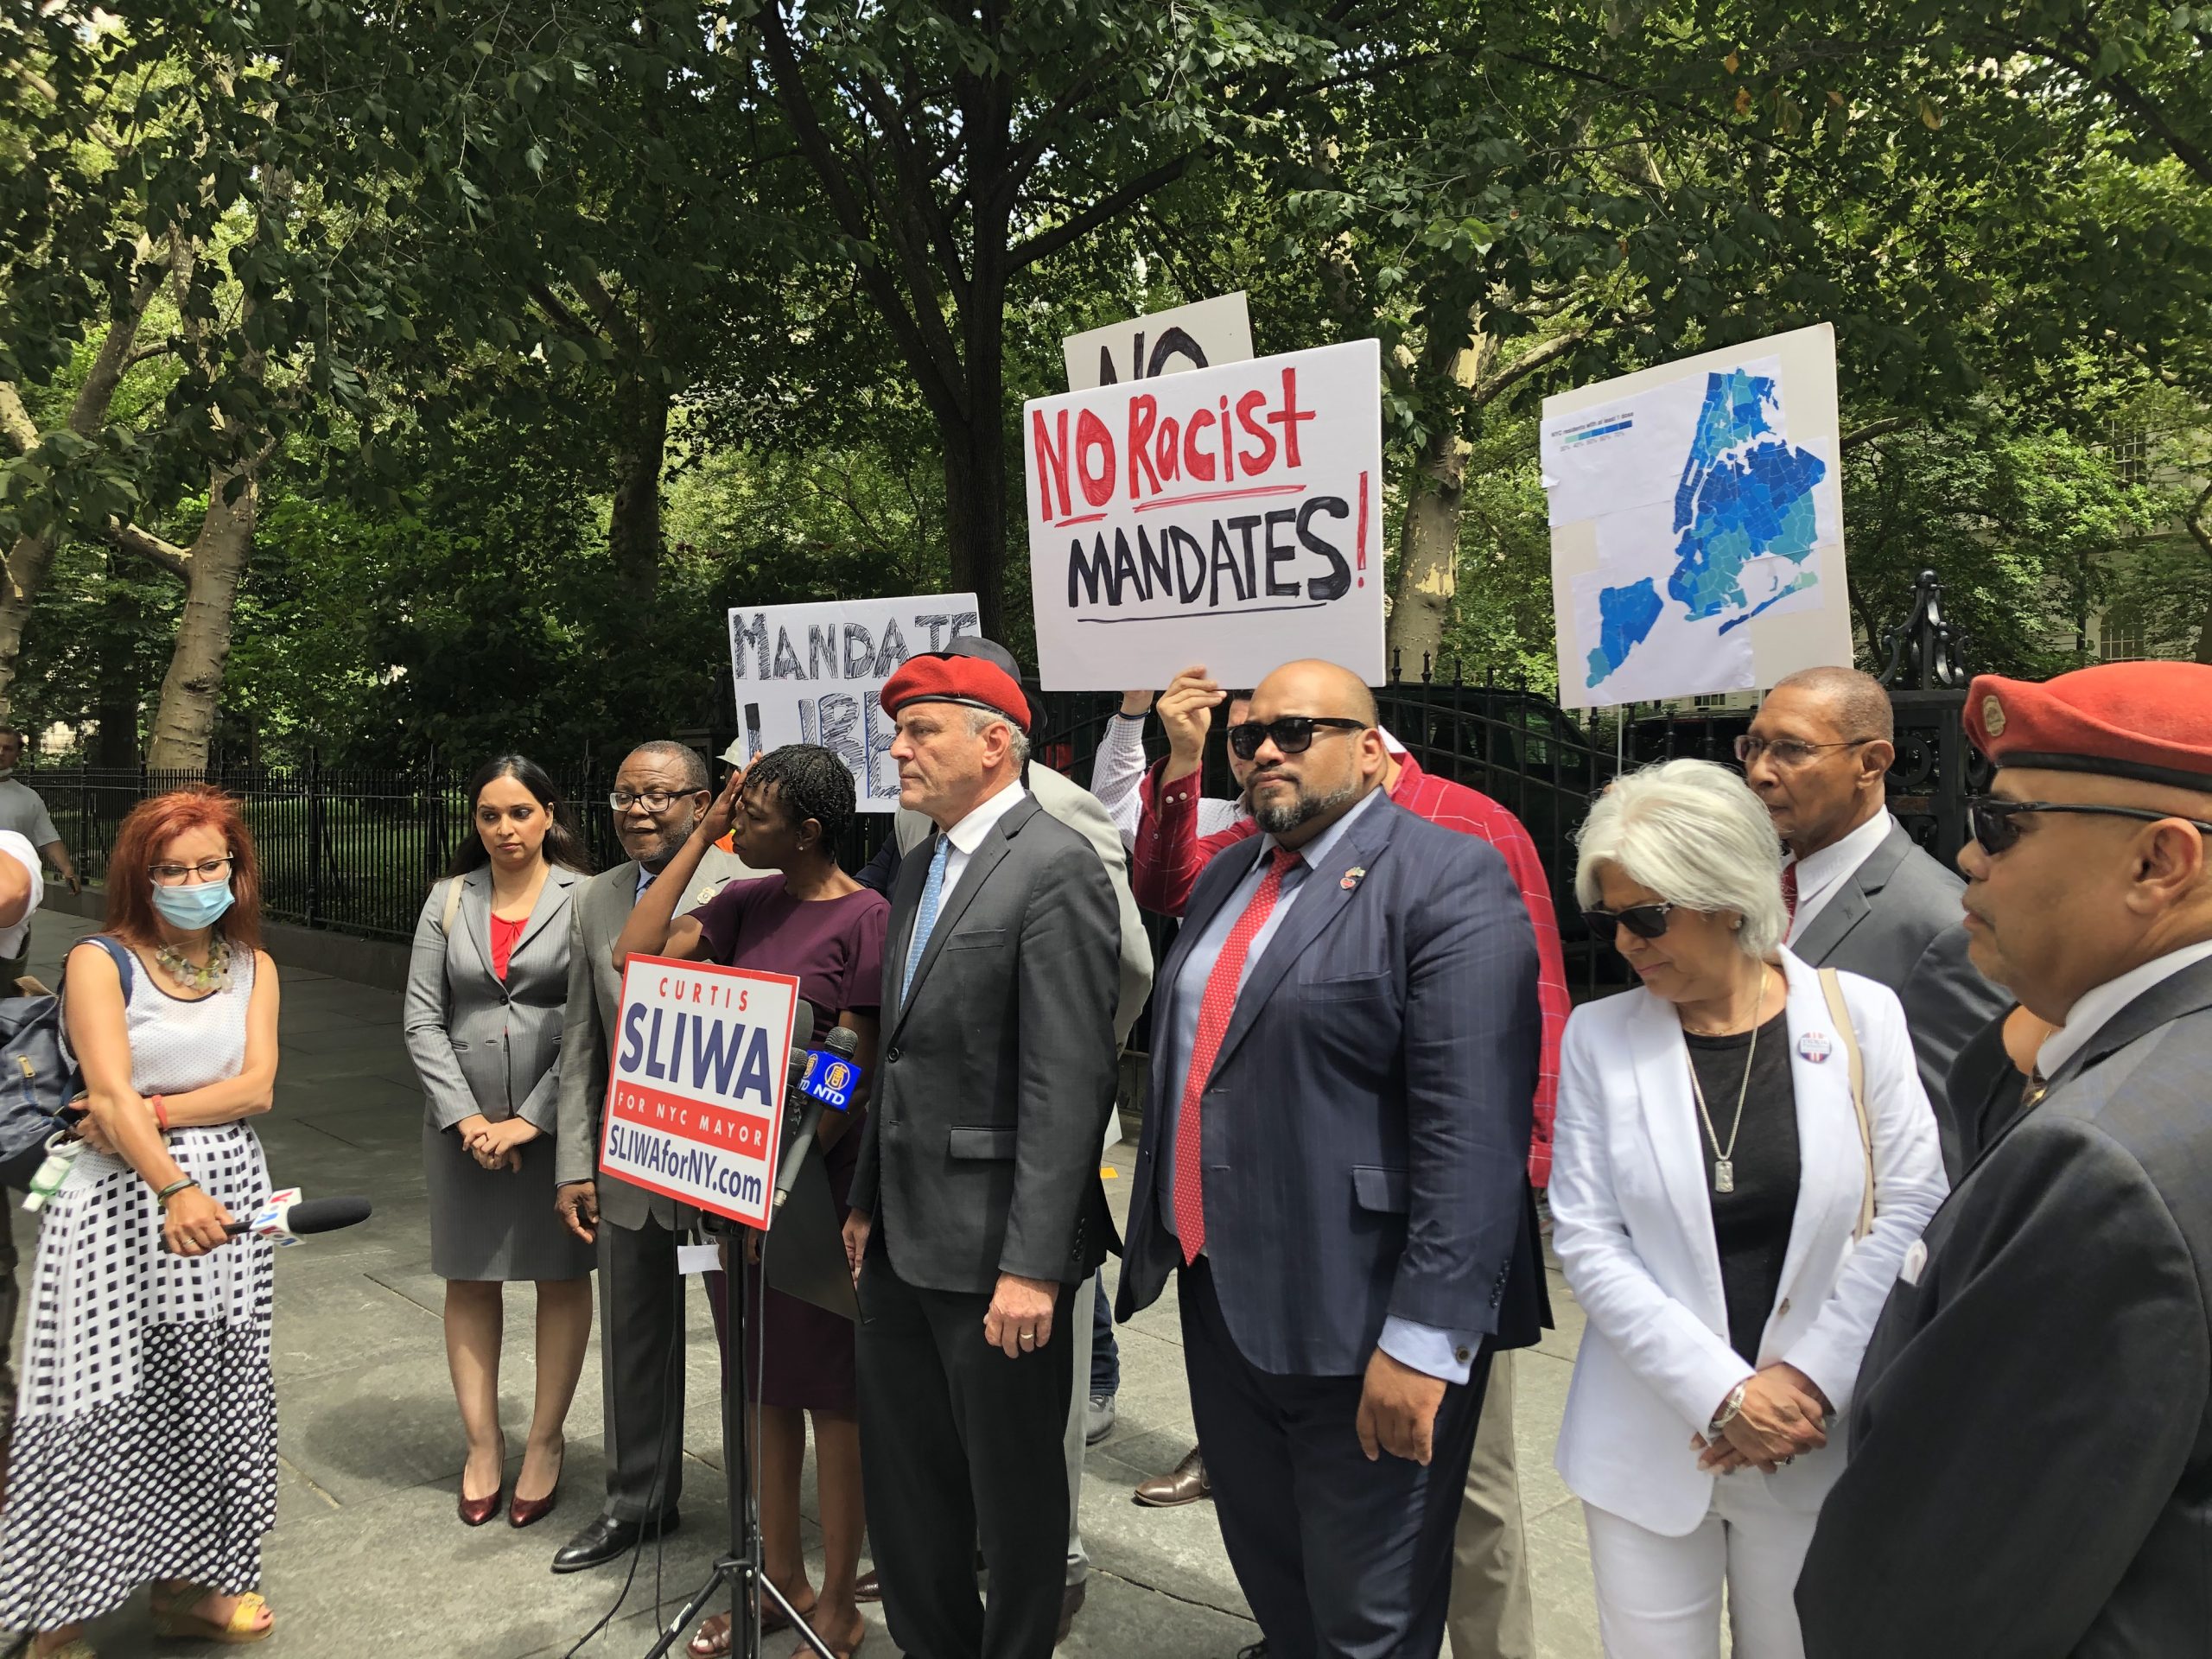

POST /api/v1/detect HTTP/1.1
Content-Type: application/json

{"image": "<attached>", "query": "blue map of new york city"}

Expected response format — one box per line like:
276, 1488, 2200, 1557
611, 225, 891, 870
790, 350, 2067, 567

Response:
1585, 369, 1827, 691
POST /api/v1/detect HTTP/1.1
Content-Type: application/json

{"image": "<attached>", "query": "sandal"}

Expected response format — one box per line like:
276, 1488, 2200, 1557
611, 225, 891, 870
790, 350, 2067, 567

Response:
152, 1586, 274, 1644
688, 1614, 733, 1658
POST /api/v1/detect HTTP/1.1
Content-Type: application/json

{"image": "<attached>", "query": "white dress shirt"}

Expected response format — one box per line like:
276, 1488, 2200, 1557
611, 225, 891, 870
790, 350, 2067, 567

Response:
2037, 938, 2212, 1079
1784, 809, 1896, 944
932, 779, 1030, 901
1089, 715, 1248, 849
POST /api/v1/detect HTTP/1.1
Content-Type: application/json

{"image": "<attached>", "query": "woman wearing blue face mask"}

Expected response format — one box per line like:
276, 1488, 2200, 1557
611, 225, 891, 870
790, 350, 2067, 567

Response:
404, 755, 595, 1531
0, 787, 283, 1656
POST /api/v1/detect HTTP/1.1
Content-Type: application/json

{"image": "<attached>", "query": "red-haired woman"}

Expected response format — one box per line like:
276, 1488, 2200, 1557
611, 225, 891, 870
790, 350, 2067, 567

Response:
0, 787, 283, 1655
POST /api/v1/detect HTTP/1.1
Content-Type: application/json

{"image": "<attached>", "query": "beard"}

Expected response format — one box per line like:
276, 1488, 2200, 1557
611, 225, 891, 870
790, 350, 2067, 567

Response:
1252, 775, 1356, 836
625, 820, 697, 870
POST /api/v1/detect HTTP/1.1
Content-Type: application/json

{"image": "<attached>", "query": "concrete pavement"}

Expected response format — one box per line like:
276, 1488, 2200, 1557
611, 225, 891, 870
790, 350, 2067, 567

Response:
11, 915, 1609, 1658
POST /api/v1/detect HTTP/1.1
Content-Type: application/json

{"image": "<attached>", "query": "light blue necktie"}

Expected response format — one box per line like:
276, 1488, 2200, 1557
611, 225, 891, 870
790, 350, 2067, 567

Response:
900, 836, 953, 1007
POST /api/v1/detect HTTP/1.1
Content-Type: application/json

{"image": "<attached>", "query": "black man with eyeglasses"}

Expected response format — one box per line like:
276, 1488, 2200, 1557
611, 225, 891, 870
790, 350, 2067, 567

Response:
548, 741, 763, 1574
1799, 660, 2212, 1659
1739, 666, 2005, 1179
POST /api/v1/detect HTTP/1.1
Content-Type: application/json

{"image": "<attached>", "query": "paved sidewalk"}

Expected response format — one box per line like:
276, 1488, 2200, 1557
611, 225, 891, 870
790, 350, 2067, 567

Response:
15, 917, 1606, 1658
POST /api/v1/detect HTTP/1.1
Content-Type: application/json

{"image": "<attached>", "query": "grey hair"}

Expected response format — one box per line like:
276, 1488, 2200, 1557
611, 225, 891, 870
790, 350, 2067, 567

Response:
625, 741, 710, 794
1573, 759, 1787, 958
964, 706, 1032, 771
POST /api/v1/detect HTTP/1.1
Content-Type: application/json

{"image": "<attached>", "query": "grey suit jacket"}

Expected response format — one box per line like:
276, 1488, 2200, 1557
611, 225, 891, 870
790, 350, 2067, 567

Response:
404, 864, 583, 1134
1790, 822, 2007, 1180
893, 760, 1153, 1049
1799, 956, 2212, 1657
855, 792, 1122, 1294
552, 848, 757, 1230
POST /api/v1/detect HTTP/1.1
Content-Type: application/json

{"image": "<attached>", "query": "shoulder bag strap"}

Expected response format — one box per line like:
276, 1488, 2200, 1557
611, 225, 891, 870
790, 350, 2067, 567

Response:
1819, 966, 1875, 1241
440, 875, 463, 938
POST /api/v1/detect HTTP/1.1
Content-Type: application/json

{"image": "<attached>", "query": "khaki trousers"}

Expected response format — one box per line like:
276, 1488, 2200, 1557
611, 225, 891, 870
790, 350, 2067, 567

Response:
1446, 1351, 1536, 1659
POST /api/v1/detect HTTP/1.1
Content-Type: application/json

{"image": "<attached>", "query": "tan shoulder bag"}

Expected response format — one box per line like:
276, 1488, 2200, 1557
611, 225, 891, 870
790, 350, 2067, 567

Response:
1817, 966, 1877, 1242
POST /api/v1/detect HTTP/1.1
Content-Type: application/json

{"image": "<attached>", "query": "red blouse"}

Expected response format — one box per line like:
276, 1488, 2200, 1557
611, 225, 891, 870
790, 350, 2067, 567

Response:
489, 913, 527, 981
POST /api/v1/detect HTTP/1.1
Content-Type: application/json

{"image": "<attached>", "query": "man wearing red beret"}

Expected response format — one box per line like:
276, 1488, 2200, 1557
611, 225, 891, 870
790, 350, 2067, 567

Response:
1798, 660, 2212, 1656
842, 652, 1123, 1659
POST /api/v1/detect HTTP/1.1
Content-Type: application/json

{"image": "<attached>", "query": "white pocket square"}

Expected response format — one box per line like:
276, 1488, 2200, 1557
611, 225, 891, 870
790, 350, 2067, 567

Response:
1900, 1239, 1929, 1286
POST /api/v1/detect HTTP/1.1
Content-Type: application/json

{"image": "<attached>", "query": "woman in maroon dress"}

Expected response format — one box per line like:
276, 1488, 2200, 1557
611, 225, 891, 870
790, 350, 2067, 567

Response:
614, 745, 886, 1659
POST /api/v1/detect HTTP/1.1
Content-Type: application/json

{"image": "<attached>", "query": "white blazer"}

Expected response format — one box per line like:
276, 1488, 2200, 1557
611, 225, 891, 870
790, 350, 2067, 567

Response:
1550, 949, 1948, 1536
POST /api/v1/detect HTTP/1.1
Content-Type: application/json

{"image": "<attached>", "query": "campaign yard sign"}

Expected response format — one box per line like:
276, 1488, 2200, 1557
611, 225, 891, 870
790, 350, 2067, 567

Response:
600, 956, 803, 1231
728, 594, 981, 812
1024, 339, 1386, 690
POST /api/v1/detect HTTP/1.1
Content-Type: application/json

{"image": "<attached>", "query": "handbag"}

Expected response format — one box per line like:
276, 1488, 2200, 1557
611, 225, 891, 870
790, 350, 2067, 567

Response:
0, 934, 136, 1175
1817, 966, 1876, 1242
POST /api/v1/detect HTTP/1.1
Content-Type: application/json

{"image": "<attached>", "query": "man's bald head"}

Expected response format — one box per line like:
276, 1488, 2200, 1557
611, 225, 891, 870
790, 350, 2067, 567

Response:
1252, 659, 1380, 728
1770, 666, 1893, 746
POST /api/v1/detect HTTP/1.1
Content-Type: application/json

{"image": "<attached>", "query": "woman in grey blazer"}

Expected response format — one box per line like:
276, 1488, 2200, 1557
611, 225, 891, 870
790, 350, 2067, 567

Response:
405, 754, 595, 1532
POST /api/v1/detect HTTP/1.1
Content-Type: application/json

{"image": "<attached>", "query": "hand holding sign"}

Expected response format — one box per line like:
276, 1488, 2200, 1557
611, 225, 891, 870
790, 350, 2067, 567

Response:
1158, 665, 1225, 779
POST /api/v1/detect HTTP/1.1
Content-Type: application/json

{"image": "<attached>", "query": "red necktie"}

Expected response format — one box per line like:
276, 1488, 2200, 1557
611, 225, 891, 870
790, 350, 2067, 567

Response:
1781, 861, 1799, 922
1173, 848, 1301, 1262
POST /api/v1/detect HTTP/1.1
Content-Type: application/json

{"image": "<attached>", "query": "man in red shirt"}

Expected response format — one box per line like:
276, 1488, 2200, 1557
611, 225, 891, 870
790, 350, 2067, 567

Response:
1129, 664, 1569, 1659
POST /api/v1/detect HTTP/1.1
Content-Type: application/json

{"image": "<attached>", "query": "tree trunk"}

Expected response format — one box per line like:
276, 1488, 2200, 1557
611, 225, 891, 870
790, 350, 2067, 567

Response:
608, 379, 669, 601
0, 535, 59, 726
943, 279, 1009, 643
1386, 311, 1489, 674
2188, 482, 2212, 665
145, 469, 257, 772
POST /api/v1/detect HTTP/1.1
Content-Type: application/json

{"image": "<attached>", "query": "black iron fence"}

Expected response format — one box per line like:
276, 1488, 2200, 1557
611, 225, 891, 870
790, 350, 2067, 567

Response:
26, 574, 1979, 993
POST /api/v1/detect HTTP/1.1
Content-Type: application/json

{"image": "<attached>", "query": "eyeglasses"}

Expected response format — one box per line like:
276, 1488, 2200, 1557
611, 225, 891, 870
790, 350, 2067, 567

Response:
1967, 796, 2212, 857
1580, 902, 1678, 943
608, 789, 703, 813
1226, 716, 1369, 761
148, 855, 234, 887
1733, 734, 1875, 768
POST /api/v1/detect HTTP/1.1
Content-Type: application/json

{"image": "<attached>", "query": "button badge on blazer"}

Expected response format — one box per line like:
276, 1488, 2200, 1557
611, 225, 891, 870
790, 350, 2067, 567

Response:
1797, 1031, 1833, 1063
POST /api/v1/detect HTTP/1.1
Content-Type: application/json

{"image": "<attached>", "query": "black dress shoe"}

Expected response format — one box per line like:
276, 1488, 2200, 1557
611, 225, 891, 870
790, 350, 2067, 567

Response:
1056, 1580, 1086, 1646
550, 1509, 680, 1573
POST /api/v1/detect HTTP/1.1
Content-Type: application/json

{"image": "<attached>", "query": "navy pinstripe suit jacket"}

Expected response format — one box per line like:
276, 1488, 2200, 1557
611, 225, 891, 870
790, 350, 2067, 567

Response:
1117, 791, 1549, 1376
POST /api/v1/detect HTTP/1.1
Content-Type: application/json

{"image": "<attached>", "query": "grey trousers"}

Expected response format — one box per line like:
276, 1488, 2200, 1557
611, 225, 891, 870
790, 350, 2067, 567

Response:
1446, 1351, 1537, 1659
1063, 1268, 1097, 1587
596, 1214, 692, 1521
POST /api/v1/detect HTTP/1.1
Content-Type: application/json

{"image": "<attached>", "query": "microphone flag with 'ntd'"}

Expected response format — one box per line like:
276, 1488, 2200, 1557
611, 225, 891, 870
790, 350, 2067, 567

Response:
601, 955, 803, 1231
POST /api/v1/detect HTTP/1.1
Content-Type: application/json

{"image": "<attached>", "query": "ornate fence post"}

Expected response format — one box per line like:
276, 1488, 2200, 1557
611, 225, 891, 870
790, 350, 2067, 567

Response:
1878, 569, 1974, 863
304, 749, 325, 931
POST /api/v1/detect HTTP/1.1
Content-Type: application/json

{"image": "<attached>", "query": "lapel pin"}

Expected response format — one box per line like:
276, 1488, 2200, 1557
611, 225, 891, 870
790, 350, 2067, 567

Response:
1797, 1031, 1833, 1064
1341, 866, 1367, 892
696, 886, 718, 906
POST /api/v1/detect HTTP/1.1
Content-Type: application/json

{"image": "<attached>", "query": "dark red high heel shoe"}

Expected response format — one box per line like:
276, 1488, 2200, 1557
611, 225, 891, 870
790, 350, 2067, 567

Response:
510, 1438, 564, 1529
459, 1436, 505, 1527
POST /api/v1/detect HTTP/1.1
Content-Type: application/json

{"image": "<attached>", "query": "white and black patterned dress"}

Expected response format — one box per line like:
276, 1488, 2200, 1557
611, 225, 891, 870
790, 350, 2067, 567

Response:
0, 947, 276, 1633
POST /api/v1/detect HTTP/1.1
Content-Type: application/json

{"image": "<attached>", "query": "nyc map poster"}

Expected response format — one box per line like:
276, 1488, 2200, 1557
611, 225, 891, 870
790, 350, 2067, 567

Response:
1541, 325, 1852, 709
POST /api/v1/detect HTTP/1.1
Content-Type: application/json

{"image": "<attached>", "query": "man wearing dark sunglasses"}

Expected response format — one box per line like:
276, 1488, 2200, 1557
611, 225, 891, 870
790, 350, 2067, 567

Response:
1740, 666, 2005, 1180
1117, 658, 1548, 1659
1127, 659, 1568, 1659
1799, 660, 2212, 1659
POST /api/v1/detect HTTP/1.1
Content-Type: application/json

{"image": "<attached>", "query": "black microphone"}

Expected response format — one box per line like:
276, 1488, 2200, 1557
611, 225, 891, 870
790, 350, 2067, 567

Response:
224, 1194, 373, 1240
773, 1024, 863, 1211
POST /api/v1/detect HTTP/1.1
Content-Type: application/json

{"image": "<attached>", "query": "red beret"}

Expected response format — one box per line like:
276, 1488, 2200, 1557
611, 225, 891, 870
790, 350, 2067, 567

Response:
879, 653, 1032, 732
1967, 662, 2212, 791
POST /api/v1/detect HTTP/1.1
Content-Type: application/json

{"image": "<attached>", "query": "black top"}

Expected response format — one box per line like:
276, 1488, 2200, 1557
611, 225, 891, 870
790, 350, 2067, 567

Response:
1688, 1009, 1801, 1364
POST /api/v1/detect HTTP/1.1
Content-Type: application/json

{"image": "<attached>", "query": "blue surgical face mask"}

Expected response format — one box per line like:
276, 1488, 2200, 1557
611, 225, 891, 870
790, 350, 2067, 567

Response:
151, 878, 235, 931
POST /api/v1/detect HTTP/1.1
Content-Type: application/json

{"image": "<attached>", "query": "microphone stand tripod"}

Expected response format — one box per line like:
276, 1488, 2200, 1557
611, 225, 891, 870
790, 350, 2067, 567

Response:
641, 1212, 836, 1659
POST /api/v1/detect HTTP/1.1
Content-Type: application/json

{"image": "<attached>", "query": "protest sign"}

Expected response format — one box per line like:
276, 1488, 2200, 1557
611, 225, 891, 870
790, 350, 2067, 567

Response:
1541, 324, 1851, 708
599, 956, 803, 1231
1063, 293, 1255, 391
728, 594, 981, 811
1024, 339, 1386, 690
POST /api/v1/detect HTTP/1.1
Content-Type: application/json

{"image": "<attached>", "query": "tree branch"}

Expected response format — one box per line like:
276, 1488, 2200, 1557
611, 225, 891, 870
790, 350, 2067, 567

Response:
1842, 415, 1916, 448
0, 385, 37, 457
1010, 151, 1196, 271
105, 518, 192, 581
1471, 329, 1587, 408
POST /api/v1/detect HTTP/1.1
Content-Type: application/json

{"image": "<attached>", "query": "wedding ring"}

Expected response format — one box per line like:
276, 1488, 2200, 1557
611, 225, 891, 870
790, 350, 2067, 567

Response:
1020, 1332, 1035, 1345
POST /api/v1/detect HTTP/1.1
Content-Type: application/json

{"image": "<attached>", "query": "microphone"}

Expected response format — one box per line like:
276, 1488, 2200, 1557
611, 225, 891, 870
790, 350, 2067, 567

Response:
224, 1191, 373, 1245
772, 1025, 865, 1211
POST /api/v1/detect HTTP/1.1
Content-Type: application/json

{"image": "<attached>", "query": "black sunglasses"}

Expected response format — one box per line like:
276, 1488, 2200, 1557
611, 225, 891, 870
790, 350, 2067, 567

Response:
1226, 715, 1368, 761
1968, 796, 2212, 856
1580, 902, 1678, 943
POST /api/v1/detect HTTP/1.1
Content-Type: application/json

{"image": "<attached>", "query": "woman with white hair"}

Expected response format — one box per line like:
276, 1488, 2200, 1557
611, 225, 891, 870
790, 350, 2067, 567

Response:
1550, 759, 1948, 1657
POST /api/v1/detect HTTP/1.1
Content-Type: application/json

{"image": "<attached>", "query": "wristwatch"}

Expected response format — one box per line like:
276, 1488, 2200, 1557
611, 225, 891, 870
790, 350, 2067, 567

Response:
1707, 1381, 1750, 1439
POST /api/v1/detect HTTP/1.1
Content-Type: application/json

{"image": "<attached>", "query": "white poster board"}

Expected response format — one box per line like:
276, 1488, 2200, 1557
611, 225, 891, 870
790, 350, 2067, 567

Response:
1062, 293, 1255, 391
600, 957, 803, 1232
1024, 339, 1386, 691
1541, 323, 1851, 709
728, 594, 980, 811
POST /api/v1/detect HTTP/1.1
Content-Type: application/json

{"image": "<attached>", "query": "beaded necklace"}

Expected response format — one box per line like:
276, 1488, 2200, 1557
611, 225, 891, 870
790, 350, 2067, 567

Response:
154, 934, 232, 994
